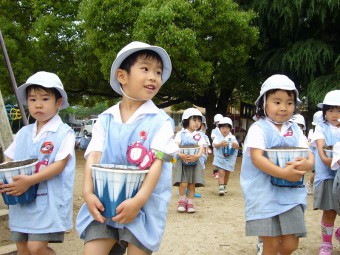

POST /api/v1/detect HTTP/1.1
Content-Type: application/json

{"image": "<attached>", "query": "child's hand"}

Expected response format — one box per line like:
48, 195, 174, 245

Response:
1, 175, 32, 196
112, 198, 140, 224
84, 193, 107, 223
231, 142, 239, 149
282, 161, 308, 182
220, 141, 227, 147
187, 154, 199, 162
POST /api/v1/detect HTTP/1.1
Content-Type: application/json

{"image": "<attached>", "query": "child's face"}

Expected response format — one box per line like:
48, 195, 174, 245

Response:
27, 87, 62, 125
219, 125, 231, 137
188, 116, 202, 132
118, 56, 163, 101
265, 90, 295, 124
325, 107, 340, 127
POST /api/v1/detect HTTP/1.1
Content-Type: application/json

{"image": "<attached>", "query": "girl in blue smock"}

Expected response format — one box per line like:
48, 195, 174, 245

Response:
240, 74, 314, 255
75, 41, 179, 255
212, 117, 239, 195
173, 108, 205, 213
310, 90, 340, 254
0, 71, 75, 255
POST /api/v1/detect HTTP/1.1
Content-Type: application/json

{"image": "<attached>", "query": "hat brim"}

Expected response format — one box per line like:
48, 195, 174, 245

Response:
110, 45, 172, 96
17, 82, 69, 110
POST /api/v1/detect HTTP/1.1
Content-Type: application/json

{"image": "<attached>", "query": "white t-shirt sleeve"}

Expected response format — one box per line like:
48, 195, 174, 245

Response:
84, 119, 106, 159
310, 125, 325, 146
150, 120, 179, 155
55, 131, 75, 161
4, 138, 17, 160
212, 137, 219, 146
243, 125, 265, 156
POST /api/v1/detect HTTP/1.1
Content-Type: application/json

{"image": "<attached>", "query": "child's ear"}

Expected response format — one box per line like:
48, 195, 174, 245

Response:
116, 69, 127, 86
56, 98, 63, 109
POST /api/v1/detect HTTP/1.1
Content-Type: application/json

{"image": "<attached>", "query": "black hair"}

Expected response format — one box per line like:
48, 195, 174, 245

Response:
322, 105, 340, 121
182, 115, 202, 130
256, 89, 297, 117
218, 123, 232, 129
119, 50, 163, 73
26, 85, 62, 101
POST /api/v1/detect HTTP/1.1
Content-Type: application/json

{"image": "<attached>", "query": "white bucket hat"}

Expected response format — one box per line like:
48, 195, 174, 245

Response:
255, 74, 300, 107
182, 108, 203, 121
110, 41, 172, 96
291, 114, 306, 130
312, 111, 323, 125
213, 114, 223, 123
317, 90, 340, 109
218, 117, 233, 128
17, 71, 69, 109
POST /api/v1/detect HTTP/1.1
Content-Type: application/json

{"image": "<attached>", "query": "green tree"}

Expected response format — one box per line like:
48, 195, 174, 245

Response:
249, 0, 340, 110
79, 0, 259, 128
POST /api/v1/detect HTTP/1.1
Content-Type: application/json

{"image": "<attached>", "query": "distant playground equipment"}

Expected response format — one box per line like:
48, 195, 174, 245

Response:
5, 104, 24, 132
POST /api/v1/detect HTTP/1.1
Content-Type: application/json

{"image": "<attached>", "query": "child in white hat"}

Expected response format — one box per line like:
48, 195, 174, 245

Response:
240, 74, 314, 255
0, 71, 75, 254
75, 41, 179, 255
212, 117, 239, 195
310, 90, 340, 254
173, 107, 206, 213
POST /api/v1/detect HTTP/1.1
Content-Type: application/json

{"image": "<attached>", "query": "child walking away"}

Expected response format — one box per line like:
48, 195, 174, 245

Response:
173, 108, 206, 213
310, 90, 340, 254
211, 114, 223, 178
0, 71, 75, 255
306, 111, 324, 195
75, 41, 179, 255
212, 117, 239, 195
240, 74, 314, 255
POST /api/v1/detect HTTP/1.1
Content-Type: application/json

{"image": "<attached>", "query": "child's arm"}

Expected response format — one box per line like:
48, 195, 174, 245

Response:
316, 139, 332, 167
82, 151, 107, 224
1, 156, 69, 196
250, 148, 310, 182
112, 158, 163, 224
213, 139, 227, 149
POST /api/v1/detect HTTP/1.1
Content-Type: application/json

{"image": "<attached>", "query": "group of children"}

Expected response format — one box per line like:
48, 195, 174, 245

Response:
0, 41, 339, 255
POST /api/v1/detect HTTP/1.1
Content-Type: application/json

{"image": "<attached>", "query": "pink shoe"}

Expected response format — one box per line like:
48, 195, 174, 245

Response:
177, 200, 187, 212
319, 242, 332, 255
335, 227, 340, 243
186, 203, 196, 213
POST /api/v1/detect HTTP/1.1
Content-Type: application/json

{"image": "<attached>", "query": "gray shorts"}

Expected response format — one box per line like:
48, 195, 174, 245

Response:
246, 205, 306, 237
83, 220, 152, 255
10, 231, 64, 243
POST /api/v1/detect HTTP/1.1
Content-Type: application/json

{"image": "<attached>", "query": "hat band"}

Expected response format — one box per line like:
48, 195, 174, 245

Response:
120, 86, 147, 102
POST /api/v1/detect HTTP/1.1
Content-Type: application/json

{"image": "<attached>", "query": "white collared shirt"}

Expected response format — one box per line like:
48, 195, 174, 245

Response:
85, 100, 179, 158
244, 118, 308, 156
5, 115, 75, 161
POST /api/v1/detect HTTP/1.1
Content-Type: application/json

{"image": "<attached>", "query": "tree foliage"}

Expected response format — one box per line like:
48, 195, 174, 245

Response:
79, 0, 259, 127
250, 0, 340, 109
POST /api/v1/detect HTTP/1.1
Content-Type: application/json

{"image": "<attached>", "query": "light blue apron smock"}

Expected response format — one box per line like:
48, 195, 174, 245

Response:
76, 110, 173, 252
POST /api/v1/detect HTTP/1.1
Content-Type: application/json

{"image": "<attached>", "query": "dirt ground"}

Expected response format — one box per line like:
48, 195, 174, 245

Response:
1, 150, 340, 254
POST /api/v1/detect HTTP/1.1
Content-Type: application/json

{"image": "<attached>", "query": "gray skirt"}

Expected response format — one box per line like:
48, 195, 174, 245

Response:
313, 179, 337, 211
173, 159, 205, 187
246, 205, 306, 237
